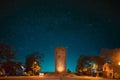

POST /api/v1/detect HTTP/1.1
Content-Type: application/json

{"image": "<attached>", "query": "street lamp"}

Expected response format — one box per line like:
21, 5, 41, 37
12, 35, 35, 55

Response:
118, 62, 120, 66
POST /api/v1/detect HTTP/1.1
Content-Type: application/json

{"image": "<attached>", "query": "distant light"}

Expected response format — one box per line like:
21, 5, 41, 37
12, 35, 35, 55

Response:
34, 61, 37, 64
39, 73, 44, 76
118, 62, 120, 66
92, 63, 98, 69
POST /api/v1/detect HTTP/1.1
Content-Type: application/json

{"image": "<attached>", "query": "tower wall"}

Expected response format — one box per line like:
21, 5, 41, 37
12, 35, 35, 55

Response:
55, 47, 66, 73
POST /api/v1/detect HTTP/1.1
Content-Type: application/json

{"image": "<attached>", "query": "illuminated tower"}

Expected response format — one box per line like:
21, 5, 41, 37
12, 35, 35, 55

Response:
55, 47, 66, 73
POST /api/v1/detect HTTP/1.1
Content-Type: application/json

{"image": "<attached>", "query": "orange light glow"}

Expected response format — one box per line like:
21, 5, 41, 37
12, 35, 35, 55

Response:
118, 62, 120, 66
57, 66, 64, 72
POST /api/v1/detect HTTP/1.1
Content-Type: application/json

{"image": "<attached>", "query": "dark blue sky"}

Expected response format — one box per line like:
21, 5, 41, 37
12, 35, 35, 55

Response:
0, 0, 120, 72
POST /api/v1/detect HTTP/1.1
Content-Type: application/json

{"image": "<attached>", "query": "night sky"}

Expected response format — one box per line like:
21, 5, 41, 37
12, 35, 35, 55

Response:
0, 0, 120, 72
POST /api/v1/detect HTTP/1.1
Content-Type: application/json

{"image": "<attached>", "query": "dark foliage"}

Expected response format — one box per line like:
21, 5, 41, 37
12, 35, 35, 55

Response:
25, 52, 43, 75
76, 54, 106, 75
0, 43, 22, 75
0, 43, 16, 62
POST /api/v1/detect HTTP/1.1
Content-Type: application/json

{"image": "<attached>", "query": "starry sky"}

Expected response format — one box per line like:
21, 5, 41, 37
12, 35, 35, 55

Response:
0, 0, 120, 72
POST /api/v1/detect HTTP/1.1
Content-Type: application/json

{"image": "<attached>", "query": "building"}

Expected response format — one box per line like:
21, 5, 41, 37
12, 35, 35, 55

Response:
103, 62, 113, 78
55, 47, 66, 73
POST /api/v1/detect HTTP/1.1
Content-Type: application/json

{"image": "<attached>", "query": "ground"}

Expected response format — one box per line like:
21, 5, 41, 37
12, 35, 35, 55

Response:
0, 72, 117, 80
0, 75, 117, 80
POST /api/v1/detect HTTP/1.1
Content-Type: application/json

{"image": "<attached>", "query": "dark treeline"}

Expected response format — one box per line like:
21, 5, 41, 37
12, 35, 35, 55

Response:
0, 43, 43, 76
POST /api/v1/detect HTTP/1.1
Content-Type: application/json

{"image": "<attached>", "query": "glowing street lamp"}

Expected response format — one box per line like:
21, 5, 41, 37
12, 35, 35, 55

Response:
118, 62, 120, 66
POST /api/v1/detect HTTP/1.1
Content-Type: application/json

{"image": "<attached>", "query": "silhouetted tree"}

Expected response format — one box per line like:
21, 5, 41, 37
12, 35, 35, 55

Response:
91, 56, 106, 67
0, 43, 16, 62
0, 43, 21, 75
76, 54, 106, 76
25, 52, 43, 75
0, 43, 4, 62
76, 54, 87, 74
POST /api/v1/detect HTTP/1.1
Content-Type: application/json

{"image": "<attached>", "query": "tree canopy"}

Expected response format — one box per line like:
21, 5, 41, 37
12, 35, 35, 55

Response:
25, 52, 43, 75
0, 43, 22, 75
0, 43, 16, 62
76, 54, 106, 75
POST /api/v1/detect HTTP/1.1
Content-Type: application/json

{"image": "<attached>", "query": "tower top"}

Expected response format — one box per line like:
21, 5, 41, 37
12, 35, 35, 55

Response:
55, 47, 66, 51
